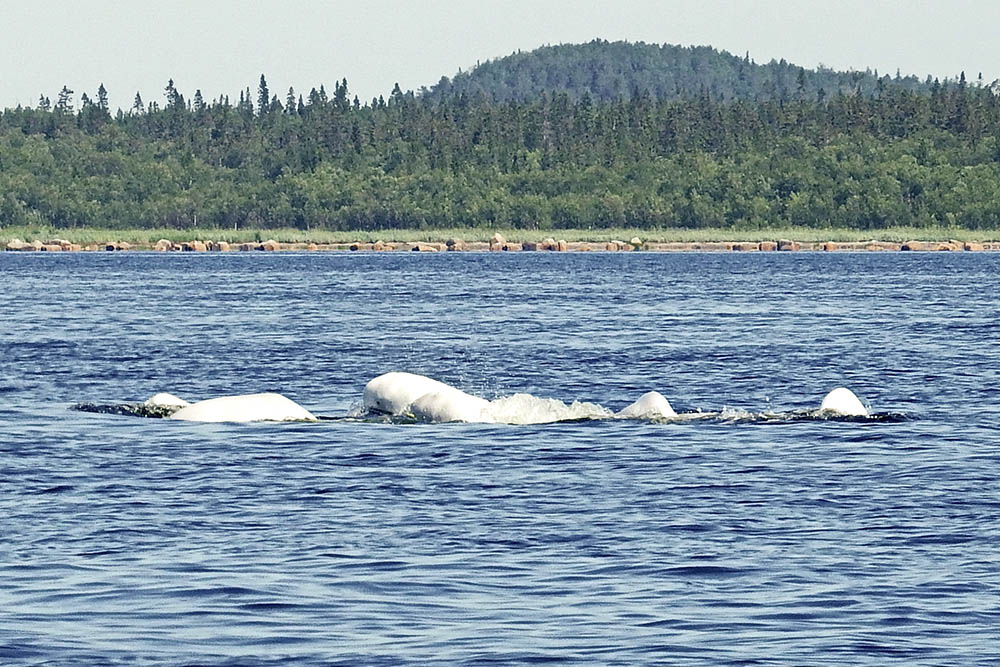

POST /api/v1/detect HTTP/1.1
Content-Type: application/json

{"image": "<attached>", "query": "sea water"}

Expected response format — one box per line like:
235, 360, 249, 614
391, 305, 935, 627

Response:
1, 250, 999, 664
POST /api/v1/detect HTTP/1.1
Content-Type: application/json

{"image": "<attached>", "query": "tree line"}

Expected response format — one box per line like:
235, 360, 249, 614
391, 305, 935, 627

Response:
2, 66, 1000, 232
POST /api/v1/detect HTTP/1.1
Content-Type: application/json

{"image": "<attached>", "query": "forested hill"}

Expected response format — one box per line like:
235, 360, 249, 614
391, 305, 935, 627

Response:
2, 43, 1000, 235
423, 40, 942, 103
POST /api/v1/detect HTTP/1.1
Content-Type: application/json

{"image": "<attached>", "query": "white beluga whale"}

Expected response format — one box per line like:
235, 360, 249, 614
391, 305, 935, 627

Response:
363, 372, 463, 415
168, 392, 318, 423
410, 390, 491, 423
363, 371, 490, 422
818, 387, 869, 417
616, 391, 677, 419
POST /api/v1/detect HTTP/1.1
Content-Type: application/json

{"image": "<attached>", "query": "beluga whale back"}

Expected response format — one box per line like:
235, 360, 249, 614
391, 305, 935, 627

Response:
363, 372, 490, 422
168, 393, 318, 423
616, 391, 677, 419
818, 387, 869, 417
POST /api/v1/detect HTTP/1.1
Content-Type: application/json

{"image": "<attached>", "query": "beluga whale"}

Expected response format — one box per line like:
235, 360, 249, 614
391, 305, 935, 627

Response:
363, 372, 490, 422
615, 391, 677, 419
166, 392, 318, 423
818, 387, 869, 417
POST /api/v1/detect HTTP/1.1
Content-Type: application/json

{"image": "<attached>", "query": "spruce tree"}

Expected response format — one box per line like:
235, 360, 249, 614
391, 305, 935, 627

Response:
258, 74, 270, 113
56, 86, 74, 114
97, 83, 109, 111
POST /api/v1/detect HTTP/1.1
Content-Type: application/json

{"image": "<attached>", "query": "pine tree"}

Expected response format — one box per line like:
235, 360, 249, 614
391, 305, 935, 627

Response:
132, 92, 144, 115
286, 87, 296, 114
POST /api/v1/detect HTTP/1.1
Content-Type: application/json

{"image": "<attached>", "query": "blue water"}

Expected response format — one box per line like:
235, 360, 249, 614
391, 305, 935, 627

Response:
2, 251, 999, 665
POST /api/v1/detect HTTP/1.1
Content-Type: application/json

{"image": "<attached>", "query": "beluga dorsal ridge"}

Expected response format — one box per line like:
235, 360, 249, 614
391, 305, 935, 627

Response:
818, 387, 869, 417
616, 391, 677, 419
168, 393, 318, 423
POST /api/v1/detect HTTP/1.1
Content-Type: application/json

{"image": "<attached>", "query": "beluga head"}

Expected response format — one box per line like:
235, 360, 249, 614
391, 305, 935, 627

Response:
818, 387, 869, 417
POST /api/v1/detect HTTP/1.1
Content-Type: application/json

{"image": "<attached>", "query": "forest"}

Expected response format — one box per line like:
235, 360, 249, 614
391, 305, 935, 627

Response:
2, 41, 1000, 233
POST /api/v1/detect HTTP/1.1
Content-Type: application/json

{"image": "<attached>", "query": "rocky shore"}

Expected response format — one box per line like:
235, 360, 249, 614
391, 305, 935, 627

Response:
4, 234, 998, 253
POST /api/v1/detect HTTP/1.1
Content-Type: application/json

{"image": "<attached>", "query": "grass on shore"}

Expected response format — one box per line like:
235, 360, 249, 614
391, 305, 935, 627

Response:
3, 225, 999, 246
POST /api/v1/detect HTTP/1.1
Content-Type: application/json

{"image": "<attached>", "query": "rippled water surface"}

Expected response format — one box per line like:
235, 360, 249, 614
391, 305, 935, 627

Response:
2, 251, 999, 665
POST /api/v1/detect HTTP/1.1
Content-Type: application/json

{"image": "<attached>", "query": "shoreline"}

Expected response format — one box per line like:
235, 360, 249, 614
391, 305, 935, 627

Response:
4, 235, 998, 253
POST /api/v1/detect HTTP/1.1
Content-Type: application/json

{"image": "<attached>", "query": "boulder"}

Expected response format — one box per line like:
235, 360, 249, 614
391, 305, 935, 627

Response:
901, 240, 924, 251
372, 241, 391, 251
489, 233, 506, 251
823, 242, 838, 252
41, 244, 63, 252
66, 244, 82, 252
758, 241, 778, 251
557, 239, 569, 251
410, 243, 439, 252
259, 239, 280, 251
521, 241, 538, 251
47, 238, 72, 247
5, 238, 27, 251
731, 242, 757, 252
964, 242, 985, 252
306, 242, 319, 251
445, 238, 465, 251
217, 241, 231, 252
629, 237, 643, 250
153, 239, 172, 251
777, 239, 800, 251
540, 237, 557, 251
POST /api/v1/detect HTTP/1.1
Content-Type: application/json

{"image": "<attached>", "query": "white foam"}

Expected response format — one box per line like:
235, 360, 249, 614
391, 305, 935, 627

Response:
481, 393, 613, 425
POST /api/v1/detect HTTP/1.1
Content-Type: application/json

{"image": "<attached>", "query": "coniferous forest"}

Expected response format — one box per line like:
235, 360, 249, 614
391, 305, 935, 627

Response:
2, 41, 1000, 233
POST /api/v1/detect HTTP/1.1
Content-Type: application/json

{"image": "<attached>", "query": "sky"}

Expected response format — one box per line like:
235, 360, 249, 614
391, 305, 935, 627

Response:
3, 0, 1000, 112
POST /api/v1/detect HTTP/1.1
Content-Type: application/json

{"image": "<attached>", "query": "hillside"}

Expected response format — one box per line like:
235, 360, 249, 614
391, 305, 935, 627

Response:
2, 42, 1000, 235
424, 40, 937, 103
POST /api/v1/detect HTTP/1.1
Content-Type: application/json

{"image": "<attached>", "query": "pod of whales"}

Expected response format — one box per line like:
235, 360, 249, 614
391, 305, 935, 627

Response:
362, 372, 677, 423
74, 375, 877, 424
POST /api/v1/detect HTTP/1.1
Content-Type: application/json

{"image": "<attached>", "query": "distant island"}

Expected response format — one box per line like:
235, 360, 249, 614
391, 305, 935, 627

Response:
2, 40, 999, 242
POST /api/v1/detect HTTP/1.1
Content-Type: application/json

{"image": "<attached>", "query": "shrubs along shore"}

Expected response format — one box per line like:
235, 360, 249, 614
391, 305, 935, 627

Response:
4, 234, 995, 253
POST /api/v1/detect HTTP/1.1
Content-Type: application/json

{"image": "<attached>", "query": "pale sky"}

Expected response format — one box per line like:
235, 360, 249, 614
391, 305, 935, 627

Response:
3, 0, 999, 111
